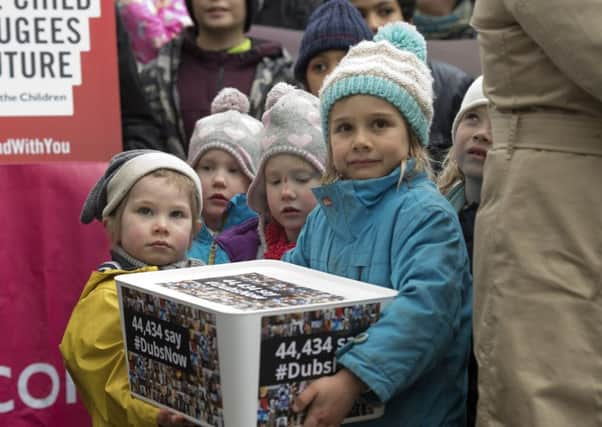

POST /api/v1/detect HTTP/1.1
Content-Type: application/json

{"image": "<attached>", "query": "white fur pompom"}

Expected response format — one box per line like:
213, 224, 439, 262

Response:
264, 82, 297, 111
211, 87, 250, 114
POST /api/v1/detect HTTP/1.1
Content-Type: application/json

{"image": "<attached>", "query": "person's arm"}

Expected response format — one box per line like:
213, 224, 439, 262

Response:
290, 203, 470, 424
507, 0, 602, 101
138, 43, 187, 159
336, 204, 468, 401
61, 283, 161, 425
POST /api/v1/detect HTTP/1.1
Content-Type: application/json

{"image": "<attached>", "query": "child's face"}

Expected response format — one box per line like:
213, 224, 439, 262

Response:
118, 175, 196, 266
454, 105, 492, 181
350, 0, 405, 34
192, 0, 246, 33
305, 50, 347, 96
195, 149, 250, 230
329, 94, 409, 180
265, 154, 321, 242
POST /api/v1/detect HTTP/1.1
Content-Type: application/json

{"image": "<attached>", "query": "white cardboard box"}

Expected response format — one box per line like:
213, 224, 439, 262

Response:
116, 260, 398, 427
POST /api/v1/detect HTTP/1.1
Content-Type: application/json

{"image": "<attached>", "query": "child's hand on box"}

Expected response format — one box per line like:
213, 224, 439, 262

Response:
157, 409, 195, 426
293, 368, 365, 427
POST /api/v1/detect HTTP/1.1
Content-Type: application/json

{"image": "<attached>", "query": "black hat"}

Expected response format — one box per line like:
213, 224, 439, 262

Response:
294, 0, 373, 84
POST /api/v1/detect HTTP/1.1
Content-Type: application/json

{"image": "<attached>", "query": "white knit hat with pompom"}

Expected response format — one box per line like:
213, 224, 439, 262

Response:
247, 82, 327, 216
187, 88, 263, 180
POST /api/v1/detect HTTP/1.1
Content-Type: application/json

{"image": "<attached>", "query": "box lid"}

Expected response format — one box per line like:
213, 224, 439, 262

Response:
116, 260, 398, 314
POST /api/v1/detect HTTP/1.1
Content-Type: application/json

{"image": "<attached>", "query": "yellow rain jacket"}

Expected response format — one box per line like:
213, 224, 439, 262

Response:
60, 267, 159, 427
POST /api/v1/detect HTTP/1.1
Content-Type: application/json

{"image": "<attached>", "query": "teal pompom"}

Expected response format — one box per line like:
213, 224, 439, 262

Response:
374, 22, 427, 63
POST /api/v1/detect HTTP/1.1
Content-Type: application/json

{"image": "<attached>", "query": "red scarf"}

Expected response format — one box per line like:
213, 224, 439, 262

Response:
263, 221, 296, 260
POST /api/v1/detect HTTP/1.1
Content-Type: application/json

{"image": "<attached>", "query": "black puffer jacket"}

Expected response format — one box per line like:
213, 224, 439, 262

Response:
428, 59, 474, 172
116, 6, 164, 152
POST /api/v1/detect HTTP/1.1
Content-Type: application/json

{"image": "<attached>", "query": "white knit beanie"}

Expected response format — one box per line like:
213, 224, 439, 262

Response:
451, 76, 488, 145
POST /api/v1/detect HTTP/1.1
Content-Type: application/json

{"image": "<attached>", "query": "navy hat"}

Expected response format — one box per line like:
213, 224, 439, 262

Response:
294, 0, 373, 84
185, 0, 259, 33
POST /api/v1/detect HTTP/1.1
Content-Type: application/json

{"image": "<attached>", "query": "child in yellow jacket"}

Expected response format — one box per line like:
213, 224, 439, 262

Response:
60, 150, 202, 426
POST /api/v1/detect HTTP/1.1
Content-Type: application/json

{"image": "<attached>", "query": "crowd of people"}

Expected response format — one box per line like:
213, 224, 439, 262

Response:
59, 0, 601, 426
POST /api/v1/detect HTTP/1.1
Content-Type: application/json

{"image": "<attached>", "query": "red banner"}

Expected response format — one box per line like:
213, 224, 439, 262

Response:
0, 0, 121, 163
0, 1, 126, 424
0, 162, 111, 426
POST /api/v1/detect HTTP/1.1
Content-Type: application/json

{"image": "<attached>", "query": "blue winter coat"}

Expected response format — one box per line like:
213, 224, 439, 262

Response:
187, 193, 257, 264
283, 163, 472, 426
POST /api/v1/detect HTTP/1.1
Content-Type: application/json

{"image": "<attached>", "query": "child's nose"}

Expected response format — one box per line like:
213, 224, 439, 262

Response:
352, 129, 372, 151
281, 180, 295, 200
212, 171, 226, 186
473, 124, 492, 145
153, 216, 168, 233
366, 14, 380, 34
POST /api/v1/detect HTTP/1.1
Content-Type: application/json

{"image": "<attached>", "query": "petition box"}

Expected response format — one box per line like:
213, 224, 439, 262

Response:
116, 260, 398, 427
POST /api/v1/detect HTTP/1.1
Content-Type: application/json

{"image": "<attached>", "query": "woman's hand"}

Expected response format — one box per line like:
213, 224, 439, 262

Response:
293, 368, 365, 427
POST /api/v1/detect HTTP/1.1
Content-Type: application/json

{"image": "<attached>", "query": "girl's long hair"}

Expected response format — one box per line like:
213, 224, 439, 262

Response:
437, 147, 464, 196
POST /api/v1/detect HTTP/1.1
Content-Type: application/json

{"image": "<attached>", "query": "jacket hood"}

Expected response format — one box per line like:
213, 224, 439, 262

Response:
79, 267, 157, 300
194, 193, 257, 244
312, 160, 432, 238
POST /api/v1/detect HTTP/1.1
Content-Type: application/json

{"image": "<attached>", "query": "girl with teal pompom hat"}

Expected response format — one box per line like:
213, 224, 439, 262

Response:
283, 21, 472, 427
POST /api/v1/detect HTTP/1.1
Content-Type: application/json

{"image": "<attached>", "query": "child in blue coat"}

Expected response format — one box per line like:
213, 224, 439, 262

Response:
284, 22, 472, 426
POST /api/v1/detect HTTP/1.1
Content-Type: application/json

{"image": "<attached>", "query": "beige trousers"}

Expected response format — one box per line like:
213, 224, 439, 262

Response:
474, 110, 602, 427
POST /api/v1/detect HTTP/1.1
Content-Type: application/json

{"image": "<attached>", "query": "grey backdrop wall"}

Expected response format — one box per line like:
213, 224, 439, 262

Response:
249, 25, 481, 77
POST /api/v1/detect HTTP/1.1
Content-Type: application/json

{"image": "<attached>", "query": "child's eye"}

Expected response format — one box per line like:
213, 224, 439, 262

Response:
310, 62, 328, 75
198, 164, 212, 172
170, 210, 186, 219
333, 123, 352, 133
294, 174, 312, 184
372, 118, 389, 129
228, 168, 241, 174
378, 7, 394, 17
137, 207, 152, 216
462, 112, 480, 125
268, 178, 281, 186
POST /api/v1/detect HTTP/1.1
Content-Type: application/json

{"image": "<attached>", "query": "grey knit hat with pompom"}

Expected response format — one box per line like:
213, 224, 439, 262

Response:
247, 82, 327, 216
187, 88, 263, 181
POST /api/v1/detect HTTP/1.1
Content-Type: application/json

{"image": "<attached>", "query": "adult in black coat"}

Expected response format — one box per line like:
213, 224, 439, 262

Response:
115, 6, 165, 152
